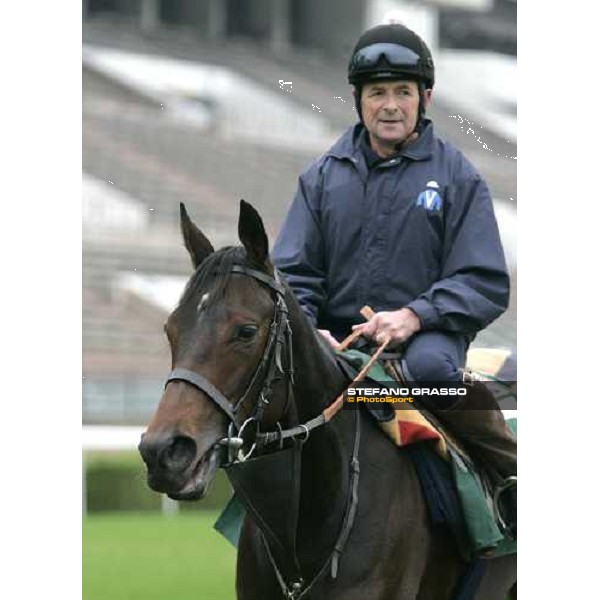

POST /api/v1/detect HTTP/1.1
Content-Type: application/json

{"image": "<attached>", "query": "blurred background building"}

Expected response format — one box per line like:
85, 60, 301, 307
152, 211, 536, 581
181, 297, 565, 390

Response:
82, 0, 516, 429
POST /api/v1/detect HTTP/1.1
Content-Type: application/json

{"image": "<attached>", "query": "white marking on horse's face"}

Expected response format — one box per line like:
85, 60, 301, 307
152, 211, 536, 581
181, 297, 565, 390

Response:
197, 293, 209, 314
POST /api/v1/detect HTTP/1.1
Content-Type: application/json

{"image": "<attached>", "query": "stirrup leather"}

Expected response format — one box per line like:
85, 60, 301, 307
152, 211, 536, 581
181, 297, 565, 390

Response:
493, 475, 517, 538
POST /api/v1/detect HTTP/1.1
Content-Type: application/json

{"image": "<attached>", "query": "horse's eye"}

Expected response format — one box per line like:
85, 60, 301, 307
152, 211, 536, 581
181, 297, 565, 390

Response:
236, 325, 258, 341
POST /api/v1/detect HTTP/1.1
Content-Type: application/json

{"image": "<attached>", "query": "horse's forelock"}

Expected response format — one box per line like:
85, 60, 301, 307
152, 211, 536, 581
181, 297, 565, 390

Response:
177, 246, 252, 312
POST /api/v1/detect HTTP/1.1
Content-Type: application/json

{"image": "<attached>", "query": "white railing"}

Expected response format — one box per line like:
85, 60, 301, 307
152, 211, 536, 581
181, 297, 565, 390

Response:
82, 425, 178, 516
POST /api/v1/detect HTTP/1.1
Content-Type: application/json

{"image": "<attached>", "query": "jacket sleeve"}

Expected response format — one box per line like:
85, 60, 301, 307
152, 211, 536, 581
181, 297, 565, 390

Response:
272, 167, 326, 326
406, 175, 510, 334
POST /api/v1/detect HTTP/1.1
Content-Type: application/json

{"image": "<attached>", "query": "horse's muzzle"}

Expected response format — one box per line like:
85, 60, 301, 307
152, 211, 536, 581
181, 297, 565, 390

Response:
139, 433, 197, 472
138, 433, 221, 500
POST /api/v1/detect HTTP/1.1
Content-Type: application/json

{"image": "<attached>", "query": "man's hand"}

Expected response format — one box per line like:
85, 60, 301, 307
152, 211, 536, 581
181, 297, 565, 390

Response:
318, 329, 341, 350
352, 308, 421, 347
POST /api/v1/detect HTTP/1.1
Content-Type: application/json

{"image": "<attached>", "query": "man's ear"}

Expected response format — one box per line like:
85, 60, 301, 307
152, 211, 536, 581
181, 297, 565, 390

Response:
179, 203, 214, 270
238, 199, 269, 266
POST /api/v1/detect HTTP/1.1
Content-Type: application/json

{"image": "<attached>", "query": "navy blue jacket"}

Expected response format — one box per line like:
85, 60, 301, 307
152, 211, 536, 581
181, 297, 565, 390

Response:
272, 120, 509, 338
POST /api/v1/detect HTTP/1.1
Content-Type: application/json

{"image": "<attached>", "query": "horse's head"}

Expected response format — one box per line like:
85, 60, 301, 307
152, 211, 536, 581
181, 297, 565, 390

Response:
139, 200, 289, 500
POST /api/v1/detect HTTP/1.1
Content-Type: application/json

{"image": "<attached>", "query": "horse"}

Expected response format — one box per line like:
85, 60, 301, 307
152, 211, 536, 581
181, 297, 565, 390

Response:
138, 201, 517, 600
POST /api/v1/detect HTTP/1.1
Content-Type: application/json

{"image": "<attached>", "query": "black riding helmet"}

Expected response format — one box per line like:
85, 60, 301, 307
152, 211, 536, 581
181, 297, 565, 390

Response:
348, 23, 435, 128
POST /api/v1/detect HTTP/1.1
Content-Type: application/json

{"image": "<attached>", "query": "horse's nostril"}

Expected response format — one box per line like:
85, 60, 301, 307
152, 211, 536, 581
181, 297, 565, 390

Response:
138, 435, 158, 466
159, 436, 197, 472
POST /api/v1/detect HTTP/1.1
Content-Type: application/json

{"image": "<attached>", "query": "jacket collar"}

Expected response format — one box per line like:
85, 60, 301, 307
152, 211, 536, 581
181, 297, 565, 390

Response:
327, 119, 434, 163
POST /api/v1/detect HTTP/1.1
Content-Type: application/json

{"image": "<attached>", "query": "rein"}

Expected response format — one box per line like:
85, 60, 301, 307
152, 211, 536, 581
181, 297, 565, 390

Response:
256, 338, 390, 448
163, 263, 390, 599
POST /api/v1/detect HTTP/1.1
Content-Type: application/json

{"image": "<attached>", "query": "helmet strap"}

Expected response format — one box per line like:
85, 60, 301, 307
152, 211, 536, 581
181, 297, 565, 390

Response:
415, 81, 428, 133
353, 84, 364, 122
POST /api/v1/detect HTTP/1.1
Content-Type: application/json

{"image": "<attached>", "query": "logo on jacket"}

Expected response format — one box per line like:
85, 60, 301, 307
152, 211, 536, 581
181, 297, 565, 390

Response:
416, 180, 442, 211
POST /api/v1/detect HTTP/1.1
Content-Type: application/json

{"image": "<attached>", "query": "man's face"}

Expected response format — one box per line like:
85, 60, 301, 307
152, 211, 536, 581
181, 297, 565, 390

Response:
359, 79, 431, 156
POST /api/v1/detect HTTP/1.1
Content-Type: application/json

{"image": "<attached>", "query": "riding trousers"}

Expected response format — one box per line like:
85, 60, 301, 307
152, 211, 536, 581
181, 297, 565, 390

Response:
400, 330, 468, 388
397, 331, 517, 484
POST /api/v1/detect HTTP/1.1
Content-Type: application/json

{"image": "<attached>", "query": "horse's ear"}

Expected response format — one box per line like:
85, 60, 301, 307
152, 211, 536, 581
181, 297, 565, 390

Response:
238, 200, 269, 265
180, 203, 214, 269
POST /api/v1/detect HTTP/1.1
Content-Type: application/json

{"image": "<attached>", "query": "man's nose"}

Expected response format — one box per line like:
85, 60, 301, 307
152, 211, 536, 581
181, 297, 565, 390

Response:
382, 95, 399, 111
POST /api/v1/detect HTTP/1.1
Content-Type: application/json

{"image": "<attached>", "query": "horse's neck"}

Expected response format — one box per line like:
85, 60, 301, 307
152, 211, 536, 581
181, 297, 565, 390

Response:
277, 299, 426, 585
287, 306, 347, 421
285, 301, 356, 568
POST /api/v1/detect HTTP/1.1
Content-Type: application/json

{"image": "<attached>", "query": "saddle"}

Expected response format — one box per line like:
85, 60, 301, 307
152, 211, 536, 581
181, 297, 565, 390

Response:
335, 345, 517, 560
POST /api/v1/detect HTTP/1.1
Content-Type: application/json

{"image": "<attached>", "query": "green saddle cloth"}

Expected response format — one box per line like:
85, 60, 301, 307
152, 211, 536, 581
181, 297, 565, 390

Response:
214, 492, 246, 548
450, 418, 516, 558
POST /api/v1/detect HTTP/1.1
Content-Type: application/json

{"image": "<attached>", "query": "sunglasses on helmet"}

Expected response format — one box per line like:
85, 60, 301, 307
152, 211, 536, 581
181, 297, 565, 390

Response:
350, 43, 423, 70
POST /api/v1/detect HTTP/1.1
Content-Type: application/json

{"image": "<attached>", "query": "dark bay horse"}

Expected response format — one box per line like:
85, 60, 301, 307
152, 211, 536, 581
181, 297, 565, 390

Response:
138, 201, 516, 600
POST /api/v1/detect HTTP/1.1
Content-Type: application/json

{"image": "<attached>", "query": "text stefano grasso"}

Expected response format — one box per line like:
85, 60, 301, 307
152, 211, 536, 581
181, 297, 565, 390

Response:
346, 386, 467, 396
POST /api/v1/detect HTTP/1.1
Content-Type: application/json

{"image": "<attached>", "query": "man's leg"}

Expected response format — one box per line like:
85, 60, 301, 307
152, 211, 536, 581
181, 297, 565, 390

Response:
401, 330, 466, 385
401, 331, 517, 481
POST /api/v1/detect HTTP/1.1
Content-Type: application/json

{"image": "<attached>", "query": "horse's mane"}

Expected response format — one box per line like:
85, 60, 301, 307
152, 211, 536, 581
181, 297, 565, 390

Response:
177, 246, 247, 311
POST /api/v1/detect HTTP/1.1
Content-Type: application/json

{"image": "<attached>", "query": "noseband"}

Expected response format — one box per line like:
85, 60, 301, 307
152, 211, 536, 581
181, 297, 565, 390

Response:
164, 264, 294, 454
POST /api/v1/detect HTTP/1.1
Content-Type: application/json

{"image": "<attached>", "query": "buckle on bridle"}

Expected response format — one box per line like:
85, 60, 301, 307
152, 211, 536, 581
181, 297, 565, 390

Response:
297, 424, 310, 444
219, 418, 258, 463
236, 417, 258, 462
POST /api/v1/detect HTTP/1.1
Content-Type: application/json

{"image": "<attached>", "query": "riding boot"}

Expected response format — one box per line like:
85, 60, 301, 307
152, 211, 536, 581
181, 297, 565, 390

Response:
428, 381, 516, 478
425, 381, 517, 538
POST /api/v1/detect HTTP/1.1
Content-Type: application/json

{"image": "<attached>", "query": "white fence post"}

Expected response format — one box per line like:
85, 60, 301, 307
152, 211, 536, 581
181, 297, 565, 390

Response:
161, 494, 180, 515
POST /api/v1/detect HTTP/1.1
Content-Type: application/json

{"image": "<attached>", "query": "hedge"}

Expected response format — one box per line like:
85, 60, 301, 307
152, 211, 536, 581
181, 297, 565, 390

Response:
84, 451, 232, 513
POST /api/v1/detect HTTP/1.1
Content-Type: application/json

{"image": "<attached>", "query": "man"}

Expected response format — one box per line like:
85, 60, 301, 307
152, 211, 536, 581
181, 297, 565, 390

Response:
272, 23, 516, 533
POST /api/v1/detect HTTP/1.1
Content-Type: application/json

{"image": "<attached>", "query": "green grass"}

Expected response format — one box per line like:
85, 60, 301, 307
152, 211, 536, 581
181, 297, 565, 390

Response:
84, 512, 514, 599
83, 512, 237, 600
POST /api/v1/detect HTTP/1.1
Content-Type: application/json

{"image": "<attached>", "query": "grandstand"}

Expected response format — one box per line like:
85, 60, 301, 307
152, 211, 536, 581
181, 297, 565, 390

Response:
82, 4, 516, 426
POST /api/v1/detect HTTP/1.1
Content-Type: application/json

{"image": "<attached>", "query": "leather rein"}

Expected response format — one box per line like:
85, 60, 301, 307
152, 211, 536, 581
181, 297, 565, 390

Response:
163, 264, 389, 599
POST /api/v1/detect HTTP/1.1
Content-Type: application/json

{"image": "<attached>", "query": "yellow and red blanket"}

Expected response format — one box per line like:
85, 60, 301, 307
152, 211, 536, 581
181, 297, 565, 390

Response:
338, 347, 516, 462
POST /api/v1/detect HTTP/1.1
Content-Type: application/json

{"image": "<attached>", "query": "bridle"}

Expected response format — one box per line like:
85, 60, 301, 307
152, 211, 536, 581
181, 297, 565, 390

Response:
162, 262, 389, 599
164, 264, 294, 461
163, 262, 389, 456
